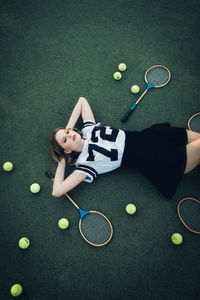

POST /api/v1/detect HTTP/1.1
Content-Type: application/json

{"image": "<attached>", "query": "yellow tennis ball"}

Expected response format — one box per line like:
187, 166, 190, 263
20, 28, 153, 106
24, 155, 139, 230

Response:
58, 218, 69, 229
10, 284, 23, 297
131, 85, 140, 94
126, 204, 136, 215
113, 72, 122, 80
3, 161, 13, 172
118, 63, 127, 71
30, 183, 40, 193
19, 237, 30, 249
171, 233, 183, 245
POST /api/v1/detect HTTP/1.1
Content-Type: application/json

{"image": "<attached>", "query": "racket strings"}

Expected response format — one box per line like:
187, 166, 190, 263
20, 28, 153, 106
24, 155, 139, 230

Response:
179, 200, 200, 232
80, 213, 112, 245
189, 114, 200, 132
146, 67, 170, 86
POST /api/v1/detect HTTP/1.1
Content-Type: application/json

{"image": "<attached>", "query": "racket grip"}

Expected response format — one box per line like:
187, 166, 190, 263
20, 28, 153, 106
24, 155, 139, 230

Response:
121, 105, 136, 123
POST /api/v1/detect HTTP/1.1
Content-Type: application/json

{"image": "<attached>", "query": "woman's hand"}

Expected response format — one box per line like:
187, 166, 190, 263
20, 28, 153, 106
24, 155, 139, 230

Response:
64, 127, 71, 134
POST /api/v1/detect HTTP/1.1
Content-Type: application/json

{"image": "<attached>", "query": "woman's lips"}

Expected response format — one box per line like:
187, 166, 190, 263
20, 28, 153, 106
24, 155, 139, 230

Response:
73, 135, 76, 141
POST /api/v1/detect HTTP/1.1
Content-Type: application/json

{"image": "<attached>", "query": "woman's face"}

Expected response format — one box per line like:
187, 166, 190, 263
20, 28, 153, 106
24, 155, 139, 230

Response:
55, 128, 82, 154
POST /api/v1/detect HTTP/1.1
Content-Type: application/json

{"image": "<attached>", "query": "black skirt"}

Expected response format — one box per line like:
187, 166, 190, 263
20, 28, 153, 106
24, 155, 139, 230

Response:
121, 123, 187, 198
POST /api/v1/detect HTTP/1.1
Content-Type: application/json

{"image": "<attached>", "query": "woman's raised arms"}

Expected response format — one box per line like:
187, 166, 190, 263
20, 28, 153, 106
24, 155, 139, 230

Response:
66, 97, 95, 129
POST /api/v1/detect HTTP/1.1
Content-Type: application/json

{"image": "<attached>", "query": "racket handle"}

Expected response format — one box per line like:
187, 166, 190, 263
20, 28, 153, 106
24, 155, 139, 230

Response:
121, 104, 136, 123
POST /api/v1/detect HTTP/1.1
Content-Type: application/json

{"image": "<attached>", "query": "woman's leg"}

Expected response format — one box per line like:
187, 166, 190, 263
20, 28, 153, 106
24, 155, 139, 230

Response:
186, 129, 200, 144
184, 137, 200, 174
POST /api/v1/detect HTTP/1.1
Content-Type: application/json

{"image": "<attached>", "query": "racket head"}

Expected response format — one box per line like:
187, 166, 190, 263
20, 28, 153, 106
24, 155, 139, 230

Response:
188, 112, 200, 133
145, 65, 171, 88
177, 197, 200, 234
79, 211, 113, 247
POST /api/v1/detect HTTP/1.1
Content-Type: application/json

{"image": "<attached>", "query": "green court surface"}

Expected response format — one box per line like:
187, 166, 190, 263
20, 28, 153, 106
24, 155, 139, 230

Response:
1, 0, 200, 299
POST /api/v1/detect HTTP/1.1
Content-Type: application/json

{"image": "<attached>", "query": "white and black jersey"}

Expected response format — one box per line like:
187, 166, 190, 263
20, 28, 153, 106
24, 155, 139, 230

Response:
74, 120, 126, 183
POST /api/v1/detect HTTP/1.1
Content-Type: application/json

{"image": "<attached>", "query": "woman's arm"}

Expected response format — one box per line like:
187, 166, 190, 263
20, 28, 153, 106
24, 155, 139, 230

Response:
52, 158, 87, 197
66, 97, 95, 129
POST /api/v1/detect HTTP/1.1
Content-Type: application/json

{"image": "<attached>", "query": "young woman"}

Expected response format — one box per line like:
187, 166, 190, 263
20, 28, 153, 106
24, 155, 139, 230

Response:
49, 97, 200, 198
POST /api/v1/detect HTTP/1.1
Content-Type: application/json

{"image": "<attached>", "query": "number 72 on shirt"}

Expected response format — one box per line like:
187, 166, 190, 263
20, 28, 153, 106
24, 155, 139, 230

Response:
86, 126, 120, 161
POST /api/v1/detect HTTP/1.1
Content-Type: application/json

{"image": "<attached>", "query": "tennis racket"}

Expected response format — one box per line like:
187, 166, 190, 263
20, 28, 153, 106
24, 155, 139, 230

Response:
177, 197, 200, 234
188, 112, 200, 133
45, 171, 113, 246
121, 65, 171, 122
65, 193, 113, 246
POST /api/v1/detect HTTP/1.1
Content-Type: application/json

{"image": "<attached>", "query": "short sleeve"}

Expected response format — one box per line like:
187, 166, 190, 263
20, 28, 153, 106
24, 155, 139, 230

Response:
81, 120, 97, 139
83, 120, 96, 128
74, 164, 98, 183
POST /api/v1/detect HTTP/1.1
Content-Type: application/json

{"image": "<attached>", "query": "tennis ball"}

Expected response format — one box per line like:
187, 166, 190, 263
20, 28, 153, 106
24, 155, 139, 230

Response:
3, 161, 13, 172
113, 72, 122, 80
58, 218, 69, 229
171, 233, 183, 245
126, 203, 136, 215
19, 237, 30, 249
131, 85, 140, 94
30, 183, 40, 194
10, 284, 23, 297
118, 63, 127, 71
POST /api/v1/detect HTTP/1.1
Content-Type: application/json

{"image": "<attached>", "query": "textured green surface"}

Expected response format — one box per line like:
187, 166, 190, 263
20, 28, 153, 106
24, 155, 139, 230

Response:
1, 0, 200, 299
